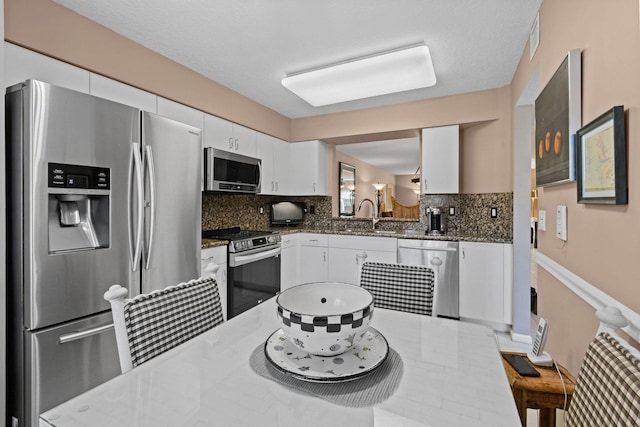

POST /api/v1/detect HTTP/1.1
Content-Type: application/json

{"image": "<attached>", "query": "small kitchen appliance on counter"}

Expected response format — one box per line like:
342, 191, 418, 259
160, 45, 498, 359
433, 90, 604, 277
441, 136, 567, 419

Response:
426, 207, 446, 235
202, 228, 281, 318
270, 201, 306, 226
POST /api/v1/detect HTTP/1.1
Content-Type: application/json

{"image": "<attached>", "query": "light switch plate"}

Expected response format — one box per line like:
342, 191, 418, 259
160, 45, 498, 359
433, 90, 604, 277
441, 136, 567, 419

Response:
538, 210, 546, 231
556, 205, 567, 240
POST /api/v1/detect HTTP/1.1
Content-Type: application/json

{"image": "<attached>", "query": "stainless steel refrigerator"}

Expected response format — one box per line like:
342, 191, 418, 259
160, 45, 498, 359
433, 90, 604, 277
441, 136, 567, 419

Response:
6, 80, 202, 427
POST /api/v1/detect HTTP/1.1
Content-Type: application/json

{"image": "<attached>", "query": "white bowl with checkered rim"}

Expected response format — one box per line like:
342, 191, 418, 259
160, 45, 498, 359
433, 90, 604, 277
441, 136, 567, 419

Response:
276, 282, 374, 356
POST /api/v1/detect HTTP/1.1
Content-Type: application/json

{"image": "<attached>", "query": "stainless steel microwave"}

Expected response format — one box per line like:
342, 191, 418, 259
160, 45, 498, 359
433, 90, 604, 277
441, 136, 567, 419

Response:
204, 147, 261, 193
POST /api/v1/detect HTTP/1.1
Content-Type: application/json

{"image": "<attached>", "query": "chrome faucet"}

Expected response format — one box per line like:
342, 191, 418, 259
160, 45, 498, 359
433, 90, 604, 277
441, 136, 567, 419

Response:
357, 198, 380, 229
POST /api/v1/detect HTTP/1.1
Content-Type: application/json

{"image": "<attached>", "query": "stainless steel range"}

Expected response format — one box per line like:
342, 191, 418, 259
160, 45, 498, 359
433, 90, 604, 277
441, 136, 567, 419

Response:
203, 228, 281, 319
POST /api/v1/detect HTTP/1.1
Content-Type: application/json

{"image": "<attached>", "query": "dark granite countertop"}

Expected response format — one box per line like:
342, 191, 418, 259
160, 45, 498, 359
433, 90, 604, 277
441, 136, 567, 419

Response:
201, 239, 229, 249
201, 228, 512, 249
288, 228, 512, 244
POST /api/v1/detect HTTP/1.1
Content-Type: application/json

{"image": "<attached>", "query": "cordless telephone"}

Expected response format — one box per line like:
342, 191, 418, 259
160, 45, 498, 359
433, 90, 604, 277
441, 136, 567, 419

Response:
527, 318, 553, 366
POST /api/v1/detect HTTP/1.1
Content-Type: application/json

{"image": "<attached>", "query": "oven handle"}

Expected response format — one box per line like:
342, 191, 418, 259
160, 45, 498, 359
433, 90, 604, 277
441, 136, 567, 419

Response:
230, 247, 281, 267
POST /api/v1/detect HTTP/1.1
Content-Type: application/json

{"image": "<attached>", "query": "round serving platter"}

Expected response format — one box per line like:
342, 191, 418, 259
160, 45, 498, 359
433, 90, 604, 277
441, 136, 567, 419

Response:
263, 326, 389, 383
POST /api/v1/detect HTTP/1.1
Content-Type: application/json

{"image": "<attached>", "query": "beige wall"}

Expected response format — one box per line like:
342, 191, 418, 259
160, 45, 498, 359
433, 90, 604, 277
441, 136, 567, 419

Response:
331, 148, 395, 217
4, 0, 291, 140
511, 0, 640, 373
394, 174, 420, 206
5, 0, 514, 196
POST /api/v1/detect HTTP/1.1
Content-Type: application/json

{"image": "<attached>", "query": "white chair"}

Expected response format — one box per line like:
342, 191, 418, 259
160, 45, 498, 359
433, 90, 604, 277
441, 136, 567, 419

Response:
104, 275, 224, 373
359, 261, 437, 316
565, 306, 640, 426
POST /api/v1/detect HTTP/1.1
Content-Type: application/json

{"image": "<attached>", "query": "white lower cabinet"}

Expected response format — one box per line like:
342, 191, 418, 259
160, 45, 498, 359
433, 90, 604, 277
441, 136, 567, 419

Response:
200, 246, 228, 321
280, 234, 299, 291
459, 242, 512, 325
298, 234, 329, 284
328, 235, 397, 285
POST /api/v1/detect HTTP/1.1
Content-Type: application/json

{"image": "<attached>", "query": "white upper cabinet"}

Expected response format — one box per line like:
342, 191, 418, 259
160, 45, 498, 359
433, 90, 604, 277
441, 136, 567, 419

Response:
256, 133, 275, 194
421, 125, 459, 194
203, 114, 257, 157
291, 140, 328, 195
273, 138, 292, 195
157, 97, 204, 130
89, 73, 157, 113
257, 133, 291, 195
5, 42, 90, 93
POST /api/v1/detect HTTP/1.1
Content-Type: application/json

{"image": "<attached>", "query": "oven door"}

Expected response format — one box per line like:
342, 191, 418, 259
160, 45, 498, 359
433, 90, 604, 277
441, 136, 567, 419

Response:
228, 246, 281, 319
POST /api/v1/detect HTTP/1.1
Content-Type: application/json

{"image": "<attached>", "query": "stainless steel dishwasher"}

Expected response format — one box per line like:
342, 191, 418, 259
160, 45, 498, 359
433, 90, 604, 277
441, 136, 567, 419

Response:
397, 239, 459, 319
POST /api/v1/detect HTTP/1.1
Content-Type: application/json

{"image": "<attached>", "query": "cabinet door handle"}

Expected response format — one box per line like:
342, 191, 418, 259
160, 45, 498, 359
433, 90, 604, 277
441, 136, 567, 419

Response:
323, 251, 326, 262
355, 251, 368, 264
271, 181, 275, 192
462, 248, 466, 259
235, 138, 239, 150
275, 181, 279, 192
228, 137, 234, 149
313, 182, 316, 192
423, 178, 428, 190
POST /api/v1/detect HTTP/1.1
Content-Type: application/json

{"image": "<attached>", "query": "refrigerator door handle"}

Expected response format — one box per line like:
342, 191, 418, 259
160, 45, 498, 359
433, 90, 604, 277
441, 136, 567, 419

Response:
144, 145, 156, 270
58, 323, 114, 344
129, 143, 144, 271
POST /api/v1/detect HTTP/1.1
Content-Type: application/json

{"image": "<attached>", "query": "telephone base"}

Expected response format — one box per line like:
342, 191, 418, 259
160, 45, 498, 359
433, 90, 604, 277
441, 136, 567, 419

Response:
527, 351, 553, 367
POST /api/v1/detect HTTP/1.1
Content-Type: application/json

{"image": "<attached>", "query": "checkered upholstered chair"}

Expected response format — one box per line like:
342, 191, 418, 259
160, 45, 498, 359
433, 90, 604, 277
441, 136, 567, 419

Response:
565, 307, 640, 426
104, 276, 224, 373
359, 261, 436, 316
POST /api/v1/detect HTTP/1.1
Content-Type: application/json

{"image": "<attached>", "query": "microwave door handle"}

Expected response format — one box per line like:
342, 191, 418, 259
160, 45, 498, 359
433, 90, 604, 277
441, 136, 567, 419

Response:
129, 143, 144, 271
256, 161, 262, 189
144, 145, 156, 270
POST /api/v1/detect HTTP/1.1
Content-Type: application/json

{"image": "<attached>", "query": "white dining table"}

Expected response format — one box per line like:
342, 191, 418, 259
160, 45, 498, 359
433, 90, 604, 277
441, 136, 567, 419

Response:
40, 298, 520, 427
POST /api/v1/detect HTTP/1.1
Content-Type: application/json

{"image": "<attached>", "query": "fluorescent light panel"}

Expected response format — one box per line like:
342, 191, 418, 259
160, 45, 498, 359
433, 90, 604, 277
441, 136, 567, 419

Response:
282, 44, 436, 107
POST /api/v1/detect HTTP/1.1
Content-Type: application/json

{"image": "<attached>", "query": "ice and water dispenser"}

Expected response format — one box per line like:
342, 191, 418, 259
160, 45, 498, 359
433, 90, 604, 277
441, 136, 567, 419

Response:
48, 163, 110, 253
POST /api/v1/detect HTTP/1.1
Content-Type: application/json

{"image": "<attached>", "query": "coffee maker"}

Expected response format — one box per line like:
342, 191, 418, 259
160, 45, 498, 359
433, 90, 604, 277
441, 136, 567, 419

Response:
427, 207, 445, 235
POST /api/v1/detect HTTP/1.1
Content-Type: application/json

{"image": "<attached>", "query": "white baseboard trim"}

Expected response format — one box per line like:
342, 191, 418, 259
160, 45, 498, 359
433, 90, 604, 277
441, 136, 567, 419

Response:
511, 331, 533, 344
536, 252, 640, 341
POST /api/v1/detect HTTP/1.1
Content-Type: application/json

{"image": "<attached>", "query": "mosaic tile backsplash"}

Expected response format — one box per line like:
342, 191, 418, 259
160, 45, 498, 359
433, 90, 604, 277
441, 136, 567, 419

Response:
202, 192, 513, 241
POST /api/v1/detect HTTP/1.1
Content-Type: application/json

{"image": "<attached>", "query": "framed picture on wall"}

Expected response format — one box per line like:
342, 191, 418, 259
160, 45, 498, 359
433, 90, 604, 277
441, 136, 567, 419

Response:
535, 49, 582, 187
576, 106, 627, 204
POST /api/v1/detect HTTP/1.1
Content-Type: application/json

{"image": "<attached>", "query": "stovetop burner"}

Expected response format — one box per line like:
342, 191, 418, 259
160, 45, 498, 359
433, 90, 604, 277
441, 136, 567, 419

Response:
202, 227, 281, 253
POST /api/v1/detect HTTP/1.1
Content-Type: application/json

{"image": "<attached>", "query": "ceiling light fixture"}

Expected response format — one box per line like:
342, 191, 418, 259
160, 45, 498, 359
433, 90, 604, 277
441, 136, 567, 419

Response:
282, 43, 436, 107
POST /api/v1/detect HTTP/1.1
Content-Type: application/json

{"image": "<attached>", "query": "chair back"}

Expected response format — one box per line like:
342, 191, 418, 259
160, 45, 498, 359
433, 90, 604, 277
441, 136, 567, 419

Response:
360, 261, 435, 316
566, 307, 640, 426
104, 276, 224, 373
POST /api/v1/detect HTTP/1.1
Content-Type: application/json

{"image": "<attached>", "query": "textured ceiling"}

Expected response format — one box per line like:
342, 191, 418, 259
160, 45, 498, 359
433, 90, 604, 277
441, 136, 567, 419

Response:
53, 0, 542, 119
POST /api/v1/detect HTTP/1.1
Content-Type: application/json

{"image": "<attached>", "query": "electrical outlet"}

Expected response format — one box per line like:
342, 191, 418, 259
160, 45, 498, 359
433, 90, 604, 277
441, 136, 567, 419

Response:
556, 205, 567, 240
259, 206, 264, 214
449, 207, 456, 216
490, 207, 498, 219
309, 205, 316, 214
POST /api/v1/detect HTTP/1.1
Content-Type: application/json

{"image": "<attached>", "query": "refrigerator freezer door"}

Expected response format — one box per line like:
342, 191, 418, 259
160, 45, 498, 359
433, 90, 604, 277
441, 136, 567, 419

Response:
21, 312, 120, 427
7, 80, 142, 330
141, 112, 202, 293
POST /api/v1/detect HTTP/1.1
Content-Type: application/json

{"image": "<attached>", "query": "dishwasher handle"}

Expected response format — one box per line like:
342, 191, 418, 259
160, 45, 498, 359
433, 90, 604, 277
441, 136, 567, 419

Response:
397, 245, 458, 252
